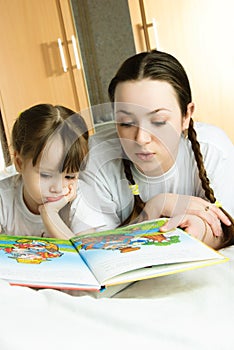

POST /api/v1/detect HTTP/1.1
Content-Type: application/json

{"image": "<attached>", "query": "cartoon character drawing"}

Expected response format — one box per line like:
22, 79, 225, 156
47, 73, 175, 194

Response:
76, 226, 180, 254
1, 239, 63, 264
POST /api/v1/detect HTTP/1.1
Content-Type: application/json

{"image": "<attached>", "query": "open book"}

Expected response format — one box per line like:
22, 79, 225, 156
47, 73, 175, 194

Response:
0, 219, 228, 291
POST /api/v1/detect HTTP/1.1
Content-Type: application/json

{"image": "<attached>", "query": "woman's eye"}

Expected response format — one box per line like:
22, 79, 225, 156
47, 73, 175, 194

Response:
152, 120, 166, 127
118, 121, 136, 127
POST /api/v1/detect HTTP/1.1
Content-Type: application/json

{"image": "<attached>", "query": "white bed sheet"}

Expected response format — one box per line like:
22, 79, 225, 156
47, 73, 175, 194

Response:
0, 245, 234, 350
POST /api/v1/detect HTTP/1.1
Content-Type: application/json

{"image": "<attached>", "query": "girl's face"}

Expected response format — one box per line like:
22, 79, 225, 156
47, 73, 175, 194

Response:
15, 137, 78, 214
114, 79, 193, 176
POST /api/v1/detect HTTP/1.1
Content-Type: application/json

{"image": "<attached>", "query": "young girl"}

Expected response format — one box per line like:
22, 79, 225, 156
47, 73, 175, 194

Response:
79, 50, 234, 249
0, 104, 105, 239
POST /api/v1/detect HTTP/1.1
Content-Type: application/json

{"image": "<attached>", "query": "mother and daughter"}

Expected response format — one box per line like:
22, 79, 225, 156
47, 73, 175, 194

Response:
0, 50, 233, 250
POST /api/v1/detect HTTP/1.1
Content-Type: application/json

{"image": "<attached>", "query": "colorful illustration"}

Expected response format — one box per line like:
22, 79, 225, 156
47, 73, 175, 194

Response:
0, 238, 63, 264
74, 221, 180, 254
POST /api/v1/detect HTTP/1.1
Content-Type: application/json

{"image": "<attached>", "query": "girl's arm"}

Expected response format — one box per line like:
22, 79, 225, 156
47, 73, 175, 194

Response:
39, 185, 76, 239
39, 204, 74, 239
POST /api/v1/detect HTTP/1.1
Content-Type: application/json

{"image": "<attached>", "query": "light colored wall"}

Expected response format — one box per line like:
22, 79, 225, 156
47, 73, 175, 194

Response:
128, 0, 234, 142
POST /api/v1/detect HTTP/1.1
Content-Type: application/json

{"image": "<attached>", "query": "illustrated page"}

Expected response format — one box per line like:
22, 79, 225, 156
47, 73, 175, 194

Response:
72, 220, 224, 284
0, 235, 100, 289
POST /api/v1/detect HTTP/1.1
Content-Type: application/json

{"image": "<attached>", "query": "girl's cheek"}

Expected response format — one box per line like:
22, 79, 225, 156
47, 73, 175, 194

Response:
39, 180, 48, 192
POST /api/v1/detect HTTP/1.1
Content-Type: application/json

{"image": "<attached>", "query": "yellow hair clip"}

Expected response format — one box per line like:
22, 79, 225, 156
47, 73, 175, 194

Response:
129, 184, 140, 196
215, 200, 222, 208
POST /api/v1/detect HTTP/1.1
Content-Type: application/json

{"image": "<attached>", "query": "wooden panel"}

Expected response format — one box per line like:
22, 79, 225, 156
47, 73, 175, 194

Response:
128, 0, 234, 142
0, 0, 93, 144
59, 0, 94, 133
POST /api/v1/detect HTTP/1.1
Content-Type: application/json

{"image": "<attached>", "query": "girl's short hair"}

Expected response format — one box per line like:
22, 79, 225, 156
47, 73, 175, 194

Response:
12, 104, 89, 172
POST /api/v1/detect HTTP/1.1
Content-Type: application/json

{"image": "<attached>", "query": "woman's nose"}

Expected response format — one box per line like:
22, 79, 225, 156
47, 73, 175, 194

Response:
135, 126, 152, 145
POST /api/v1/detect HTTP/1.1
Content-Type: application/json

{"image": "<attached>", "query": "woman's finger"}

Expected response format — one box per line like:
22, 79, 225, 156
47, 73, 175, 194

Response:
204, 204, 231, 226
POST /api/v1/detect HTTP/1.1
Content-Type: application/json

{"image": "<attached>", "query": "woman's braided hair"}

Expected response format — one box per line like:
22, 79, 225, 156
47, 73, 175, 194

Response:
108, 50, 234, 247
188, 118, 234, 247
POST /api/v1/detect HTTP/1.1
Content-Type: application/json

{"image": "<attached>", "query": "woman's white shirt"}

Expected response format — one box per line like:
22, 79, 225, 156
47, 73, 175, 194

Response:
79, 122, 234, 229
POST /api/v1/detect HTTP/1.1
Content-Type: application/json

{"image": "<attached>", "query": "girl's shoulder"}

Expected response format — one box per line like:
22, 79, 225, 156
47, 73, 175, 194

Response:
0, 175, 22, 210
0, 174, 20, 191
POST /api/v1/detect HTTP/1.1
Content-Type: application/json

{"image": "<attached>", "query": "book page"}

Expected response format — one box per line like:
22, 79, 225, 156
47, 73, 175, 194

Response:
72, 219, 226, 285
0, 235, 100, 289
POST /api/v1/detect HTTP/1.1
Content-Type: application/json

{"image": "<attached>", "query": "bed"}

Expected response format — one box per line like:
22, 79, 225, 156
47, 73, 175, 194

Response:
1, 245, 234, 349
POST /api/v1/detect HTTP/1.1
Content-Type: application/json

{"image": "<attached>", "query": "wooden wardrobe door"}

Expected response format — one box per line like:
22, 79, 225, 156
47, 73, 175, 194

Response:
0, 0, 93, 145
128, 0, 234, 142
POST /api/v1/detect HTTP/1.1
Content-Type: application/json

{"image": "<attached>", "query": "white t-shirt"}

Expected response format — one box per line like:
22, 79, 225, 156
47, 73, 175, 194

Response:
79, 122, 234, 229
0, 174, 106, 237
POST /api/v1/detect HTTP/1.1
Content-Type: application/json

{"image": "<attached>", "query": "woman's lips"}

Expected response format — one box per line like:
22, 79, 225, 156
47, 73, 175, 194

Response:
135, 152, 155, 161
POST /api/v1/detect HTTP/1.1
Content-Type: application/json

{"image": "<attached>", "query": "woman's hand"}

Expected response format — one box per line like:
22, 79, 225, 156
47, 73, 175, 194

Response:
159, 214, 223, 249
144, 193, 231, 238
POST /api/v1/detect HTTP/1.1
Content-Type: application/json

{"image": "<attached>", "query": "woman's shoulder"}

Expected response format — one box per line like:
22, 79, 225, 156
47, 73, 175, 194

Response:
194, 122, 233, 155
88, 122, 122, 159
90, 122, 118, 143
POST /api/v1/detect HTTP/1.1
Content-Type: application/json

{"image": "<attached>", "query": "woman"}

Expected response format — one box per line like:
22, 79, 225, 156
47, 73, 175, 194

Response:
79, 50, 234, 248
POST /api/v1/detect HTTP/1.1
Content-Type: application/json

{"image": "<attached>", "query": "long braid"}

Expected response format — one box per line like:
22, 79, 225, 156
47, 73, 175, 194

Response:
121, 158, 145, 226
188, 118, 234, 247
188, 118, 216, 203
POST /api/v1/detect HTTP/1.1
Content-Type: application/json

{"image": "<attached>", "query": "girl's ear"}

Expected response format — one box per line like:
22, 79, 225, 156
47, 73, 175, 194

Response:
14, 152, 23, 173
182, 102, 195, 131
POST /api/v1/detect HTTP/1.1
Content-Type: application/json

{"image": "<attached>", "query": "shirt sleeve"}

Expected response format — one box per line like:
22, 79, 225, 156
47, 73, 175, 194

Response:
76, 131, 126, 231
69, 179, 121, 234
201, 126, 234, 216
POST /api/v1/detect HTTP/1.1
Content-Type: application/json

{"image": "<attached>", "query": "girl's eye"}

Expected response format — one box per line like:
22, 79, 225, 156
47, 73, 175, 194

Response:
65, 175, 77, 180
40, 173, 52, 179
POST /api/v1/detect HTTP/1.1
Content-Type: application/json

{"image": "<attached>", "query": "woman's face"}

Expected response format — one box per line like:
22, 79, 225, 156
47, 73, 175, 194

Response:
114, 79, 193, 176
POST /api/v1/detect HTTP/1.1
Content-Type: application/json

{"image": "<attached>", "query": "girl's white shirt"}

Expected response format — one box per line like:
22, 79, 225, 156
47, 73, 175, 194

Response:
0, 175, 106, 236
79, 122, 234, 229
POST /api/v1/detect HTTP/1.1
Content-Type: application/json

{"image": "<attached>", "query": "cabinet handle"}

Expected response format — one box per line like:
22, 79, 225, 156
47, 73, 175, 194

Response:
57, 38, 67, 72
71, 35, 81, 70
152, 18, 160, 50
139, 0, 151, 51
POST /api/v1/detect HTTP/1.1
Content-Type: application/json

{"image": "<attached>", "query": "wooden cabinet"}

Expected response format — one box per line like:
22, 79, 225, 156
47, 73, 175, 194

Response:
128, 0, 234, 142
0, 0, 93, 149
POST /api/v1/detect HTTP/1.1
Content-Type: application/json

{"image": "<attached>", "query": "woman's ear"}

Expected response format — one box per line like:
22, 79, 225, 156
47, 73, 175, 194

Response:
14, 152, 23, 173
182, 102, 195, 131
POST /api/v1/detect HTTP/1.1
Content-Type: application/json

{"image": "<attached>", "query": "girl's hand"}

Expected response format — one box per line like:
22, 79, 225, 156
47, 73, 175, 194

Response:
144, 193, 231, 237
39, 183, 77, 214
38, 183, 77, 240
160, 214, 223, 249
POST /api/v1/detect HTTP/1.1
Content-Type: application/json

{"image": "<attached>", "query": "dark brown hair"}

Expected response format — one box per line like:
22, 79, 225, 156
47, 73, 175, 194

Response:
12, 103, 89, 226
108, 50, 234, 247
12, 103, 89, 172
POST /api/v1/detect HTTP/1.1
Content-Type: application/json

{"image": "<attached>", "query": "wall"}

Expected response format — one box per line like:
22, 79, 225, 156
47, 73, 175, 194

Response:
71, 0, 136, 123
128, 0, 234, 142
